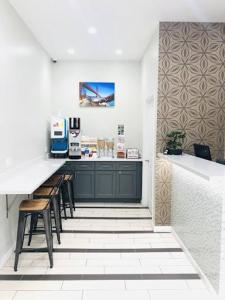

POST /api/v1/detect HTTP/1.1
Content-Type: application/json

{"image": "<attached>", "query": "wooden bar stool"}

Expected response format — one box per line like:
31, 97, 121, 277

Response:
42, 174, 64, 189
43, 174, 74, 218
42, 174, 65, 223
42, 174, 69, 220
32, 186, 61, 245
14, 199, 53, 271
62, 174, 75, 216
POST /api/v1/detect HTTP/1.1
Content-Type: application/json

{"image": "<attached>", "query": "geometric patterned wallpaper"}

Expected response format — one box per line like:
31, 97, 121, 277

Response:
155, 155, 172, 226
155, 22, 225, 226
157, 22, 225, 160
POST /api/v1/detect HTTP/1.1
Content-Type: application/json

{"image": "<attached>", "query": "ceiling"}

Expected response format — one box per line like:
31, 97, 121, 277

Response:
8, 0, 225, 61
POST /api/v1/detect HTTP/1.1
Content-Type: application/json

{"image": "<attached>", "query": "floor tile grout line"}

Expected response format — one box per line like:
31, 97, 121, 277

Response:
124, 279, 127, 290
158, 265, 163, 274
139, 257, 142, 267
185, 279, 191, 290
12, 290, 17, 300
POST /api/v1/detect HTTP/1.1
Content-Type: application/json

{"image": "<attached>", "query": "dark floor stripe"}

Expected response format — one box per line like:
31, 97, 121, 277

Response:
66, 217, 152, 220
34, 229, 170, 234
0, 274, 200, 281
22, 248, 183, 253
62, 230, 155, 234
76, 206, 149, 209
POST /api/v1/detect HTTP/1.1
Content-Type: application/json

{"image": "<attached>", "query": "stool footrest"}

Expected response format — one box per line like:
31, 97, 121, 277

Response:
21, 247, 50, 253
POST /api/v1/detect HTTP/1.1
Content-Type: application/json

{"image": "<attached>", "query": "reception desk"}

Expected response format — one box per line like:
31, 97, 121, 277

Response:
164, 154, 225, 294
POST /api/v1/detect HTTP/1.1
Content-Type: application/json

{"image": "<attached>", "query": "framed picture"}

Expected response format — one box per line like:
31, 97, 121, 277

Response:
79, 82, 115, 107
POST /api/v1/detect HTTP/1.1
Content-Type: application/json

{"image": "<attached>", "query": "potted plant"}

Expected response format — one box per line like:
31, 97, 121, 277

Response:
165, 130, 186, 155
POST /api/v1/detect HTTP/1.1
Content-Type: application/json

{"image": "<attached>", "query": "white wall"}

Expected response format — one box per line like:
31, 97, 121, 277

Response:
51, 61, 142, 150
0, 0, 51, 265
141, 28, 159, 209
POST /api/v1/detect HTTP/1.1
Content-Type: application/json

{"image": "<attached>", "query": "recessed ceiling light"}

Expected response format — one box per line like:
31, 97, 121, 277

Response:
67, 48, 75, 55
88, 26, 97, 35
115, 49, 123, 55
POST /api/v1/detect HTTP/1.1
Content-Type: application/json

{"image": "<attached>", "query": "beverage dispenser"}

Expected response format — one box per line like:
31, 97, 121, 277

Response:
50, 117, 68, 158
69, 118, 81, 159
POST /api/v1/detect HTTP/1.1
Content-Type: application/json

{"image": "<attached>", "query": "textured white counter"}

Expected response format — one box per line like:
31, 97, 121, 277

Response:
164, 153, 225, 181
0, 158, 65, 194
171, 162, 225, 293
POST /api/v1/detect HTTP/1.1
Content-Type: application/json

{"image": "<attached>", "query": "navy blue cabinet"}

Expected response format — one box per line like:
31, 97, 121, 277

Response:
116, 170, 137, 199
95, 171, 116, 198
58, 161, 142, 202
74, 171, 94, 199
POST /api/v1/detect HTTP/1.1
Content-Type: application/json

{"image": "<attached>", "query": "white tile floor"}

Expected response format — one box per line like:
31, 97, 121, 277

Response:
0, 203, 219, 299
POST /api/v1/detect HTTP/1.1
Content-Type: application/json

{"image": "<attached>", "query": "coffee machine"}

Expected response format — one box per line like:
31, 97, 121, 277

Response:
50, 117, 68, 158
69, 118, 81, 159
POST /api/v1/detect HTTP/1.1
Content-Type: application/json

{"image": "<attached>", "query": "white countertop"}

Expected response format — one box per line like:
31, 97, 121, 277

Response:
0, 158, 65, 195
164, 153, 225, 181
64, 157, 142, 162
0, 157, 142, 195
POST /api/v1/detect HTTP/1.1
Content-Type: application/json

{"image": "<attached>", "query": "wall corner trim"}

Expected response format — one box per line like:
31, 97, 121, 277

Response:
172, 228, 216, 294
154, 226, 171, 232
0, 242, 16, 269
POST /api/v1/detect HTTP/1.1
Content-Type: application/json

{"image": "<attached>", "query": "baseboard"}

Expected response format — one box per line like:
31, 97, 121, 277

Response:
172, 228, 216, 294
154, 226, 172, 232
0, 242, 15, 269
76, 199, 141, 203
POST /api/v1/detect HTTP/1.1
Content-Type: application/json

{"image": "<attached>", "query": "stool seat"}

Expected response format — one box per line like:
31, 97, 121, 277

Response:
20, 199, 49, 212
43, 175, 64, 187
34, 186, 59, 197
64, 174, 72, 181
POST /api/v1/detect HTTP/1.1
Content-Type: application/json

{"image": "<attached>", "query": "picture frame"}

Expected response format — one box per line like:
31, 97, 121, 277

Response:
79, 82, 115, 107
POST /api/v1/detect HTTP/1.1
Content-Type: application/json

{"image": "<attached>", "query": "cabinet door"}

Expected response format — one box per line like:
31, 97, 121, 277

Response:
95, 171, 115, 198
116, 171, 137, 198
74, 171, 94, 199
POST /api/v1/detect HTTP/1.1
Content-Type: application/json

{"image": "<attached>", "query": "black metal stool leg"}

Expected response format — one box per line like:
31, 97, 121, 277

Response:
14, 212, 26, 272
61, 187, 67, 219
28, 214, 38, 246
48, 206, 54, 251
43, 209, 53, 268
21, 215, 28, 251
70, 180, 75, 211
57, 192, 63, 232
51, 196, 61, 244
67, 181, 74, 218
